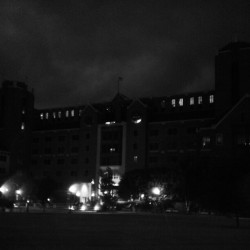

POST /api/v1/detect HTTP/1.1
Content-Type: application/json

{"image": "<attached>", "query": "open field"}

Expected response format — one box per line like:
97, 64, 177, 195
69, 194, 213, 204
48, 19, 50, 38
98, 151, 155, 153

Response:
0, 212, 249, 250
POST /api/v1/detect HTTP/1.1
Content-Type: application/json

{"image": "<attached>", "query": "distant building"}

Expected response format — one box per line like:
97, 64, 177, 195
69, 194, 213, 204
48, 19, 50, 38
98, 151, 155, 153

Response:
0, 41, 250, 193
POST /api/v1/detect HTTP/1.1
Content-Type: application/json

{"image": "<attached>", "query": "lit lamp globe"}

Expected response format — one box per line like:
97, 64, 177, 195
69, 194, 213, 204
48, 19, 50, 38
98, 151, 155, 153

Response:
152, 187, 161, 196
16, 189, 22, 195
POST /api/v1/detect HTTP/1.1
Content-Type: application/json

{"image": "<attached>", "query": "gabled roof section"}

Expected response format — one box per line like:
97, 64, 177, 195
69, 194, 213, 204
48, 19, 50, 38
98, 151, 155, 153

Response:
82, 103, 99, 113
212, 94, 250, 129
219, 41, 250, 52
112, 93, 130, 103
127, 98, 147, 109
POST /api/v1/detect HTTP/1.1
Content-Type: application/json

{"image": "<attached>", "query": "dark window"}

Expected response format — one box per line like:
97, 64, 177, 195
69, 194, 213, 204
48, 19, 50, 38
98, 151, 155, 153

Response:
56, 171, 62, 177
58, 147, 65, 153
150, 129, 159, 137
134, 130, 138, 137
168, 128, 178, 135
32, 148, 39, 154
0, 168, 6, 174
44, 159, 51, 165
72, 135, 79, 141
86, 133, 90, 139
45, 137, 52, 142
71, 158, 78, 164
0, 155, 7, 162
58, 136, 65, 142
133, 143, 138, 150
187, 127, 196, 134
84, 170, 89, 176
33, 138, 39, 143
149, 143, 159, 151
85, 158, 89, 164
44, 148, 52, 154
149, 156, 158, 163
71, 147, 79, 153
57, 159, 65, 165
43, 171, 49, 177
85, 145, 89, 151
31, 159, 38, 165
70, 171, 78, 177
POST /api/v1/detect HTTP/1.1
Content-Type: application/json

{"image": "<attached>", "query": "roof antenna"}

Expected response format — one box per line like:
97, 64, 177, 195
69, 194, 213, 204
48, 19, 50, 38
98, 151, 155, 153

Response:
232, 33, 238, 43
117, 76, 123, 94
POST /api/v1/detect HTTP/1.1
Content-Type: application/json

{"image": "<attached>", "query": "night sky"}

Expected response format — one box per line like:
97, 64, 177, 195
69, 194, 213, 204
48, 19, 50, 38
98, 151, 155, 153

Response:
0, 0, 249, 108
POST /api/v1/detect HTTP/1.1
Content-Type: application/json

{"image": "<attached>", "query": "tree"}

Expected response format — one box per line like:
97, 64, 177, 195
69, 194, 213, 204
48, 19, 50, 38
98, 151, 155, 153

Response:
118, 167, 176, 201
99, 167, 116, 210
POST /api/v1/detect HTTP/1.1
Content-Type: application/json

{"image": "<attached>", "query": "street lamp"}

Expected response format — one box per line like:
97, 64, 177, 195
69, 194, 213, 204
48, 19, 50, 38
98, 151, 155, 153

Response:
152, 187, 161, 196
15, 189, 22, 202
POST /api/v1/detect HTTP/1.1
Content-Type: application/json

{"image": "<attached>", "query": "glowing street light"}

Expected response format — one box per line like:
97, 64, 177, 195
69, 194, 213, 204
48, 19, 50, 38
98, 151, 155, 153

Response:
69, 184, 77, 194
16, 189, 22, 195
152, 187, 161, 196
0, 186, 9, 194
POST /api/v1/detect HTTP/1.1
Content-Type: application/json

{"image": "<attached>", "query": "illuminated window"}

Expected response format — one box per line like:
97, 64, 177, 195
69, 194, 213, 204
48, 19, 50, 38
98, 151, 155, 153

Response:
209, 95, 214, 104
133, 156, 138, 163
53, 112, 56, 119
110, 147, 116, 152
202, 136, 210, 147
40, 113, 44, 120
58, 111, 61, 118
65, 110, 69, 117
161, 100, 166, 108
190, 97, 194, 105
216, 134, 223, 145
179, 98, 183, 106
171, 99, 176, 107
71, 110, 75, 117
236, 135, 248, 145
198, 96, 203, 105
132, 113, 142, 124
21, 122, 25, 130
45, 112, 49, 119
22, 109, 25, 115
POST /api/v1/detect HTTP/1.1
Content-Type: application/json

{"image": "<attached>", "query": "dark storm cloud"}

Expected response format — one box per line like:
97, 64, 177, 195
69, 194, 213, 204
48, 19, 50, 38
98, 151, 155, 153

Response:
0, 0, 249, 108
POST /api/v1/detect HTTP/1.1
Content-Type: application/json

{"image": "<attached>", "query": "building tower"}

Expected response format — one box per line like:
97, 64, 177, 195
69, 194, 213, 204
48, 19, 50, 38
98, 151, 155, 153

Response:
215, 41, 250, 118
0, 80, 34, 176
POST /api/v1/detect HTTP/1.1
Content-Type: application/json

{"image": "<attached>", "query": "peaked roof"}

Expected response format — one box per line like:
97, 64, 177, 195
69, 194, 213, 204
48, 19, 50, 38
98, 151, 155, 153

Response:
219, 41, 250, 52
112, 93, 131, 103
212, 94, 250, 129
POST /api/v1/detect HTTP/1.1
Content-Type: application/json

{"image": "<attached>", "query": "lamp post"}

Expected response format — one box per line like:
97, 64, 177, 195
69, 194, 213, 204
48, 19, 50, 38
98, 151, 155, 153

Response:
151, 187, 162, 212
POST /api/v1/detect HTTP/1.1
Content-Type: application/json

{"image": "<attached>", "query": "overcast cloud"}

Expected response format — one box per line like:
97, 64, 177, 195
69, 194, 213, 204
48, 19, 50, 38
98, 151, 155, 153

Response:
0, 0, 249, 108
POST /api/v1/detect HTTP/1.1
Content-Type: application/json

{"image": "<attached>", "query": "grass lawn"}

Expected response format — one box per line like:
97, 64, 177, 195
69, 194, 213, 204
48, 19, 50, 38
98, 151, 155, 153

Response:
0, 212, 249, 250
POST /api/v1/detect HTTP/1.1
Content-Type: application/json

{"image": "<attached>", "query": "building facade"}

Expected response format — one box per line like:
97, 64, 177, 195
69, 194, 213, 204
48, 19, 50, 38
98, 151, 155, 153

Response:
0, 41, 250, 194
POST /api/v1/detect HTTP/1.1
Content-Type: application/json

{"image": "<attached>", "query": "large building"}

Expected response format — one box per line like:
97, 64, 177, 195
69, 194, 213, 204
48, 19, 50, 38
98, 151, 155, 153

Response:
0, 41, 250, 195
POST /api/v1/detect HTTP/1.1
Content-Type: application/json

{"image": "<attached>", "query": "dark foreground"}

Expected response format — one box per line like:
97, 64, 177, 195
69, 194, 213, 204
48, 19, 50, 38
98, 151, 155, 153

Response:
0, 212, 249, 250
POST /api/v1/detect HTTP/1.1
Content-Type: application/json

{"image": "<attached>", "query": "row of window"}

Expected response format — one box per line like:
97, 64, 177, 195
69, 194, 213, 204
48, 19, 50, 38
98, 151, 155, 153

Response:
169, 95, 214, 108
32, 146, 81, 154
148, 127, 197, 137
32, 157, 90, 165
33, 134, 80, 143
40, 109, 83, 120
37, 169, 89, 178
